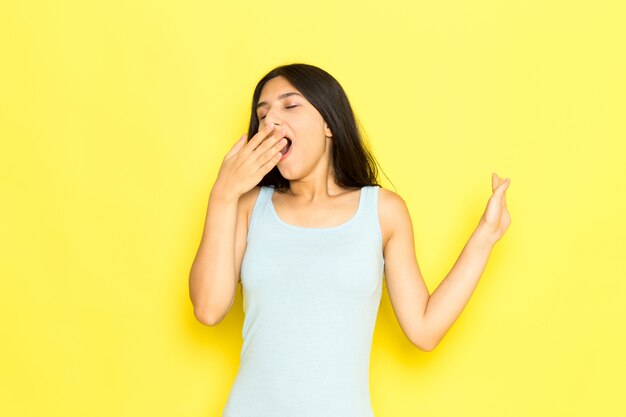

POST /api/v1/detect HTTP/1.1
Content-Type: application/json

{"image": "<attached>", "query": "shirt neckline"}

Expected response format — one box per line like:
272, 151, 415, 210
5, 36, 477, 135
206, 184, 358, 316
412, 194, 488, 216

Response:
268, 186, 366, 231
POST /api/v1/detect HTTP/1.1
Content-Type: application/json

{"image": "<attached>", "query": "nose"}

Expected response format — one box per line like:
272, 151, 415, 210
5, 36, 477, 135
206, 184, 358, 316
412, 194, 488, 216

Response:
262, 110, 281, 127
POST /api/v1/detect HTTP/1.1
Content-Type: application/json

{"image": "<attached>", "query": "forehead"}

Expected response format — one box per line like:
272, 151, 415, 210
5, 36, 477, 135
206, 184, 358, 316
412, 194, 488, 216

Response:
257, 76, 304, 105
261, 76, 296, 95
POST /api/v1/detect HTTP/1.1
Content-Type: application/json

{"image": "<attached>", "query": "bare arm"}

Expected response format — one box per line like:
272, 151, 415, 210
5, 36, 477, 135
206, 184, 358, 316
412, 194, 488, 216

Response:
189, 185, 240, 326
422, 225, 496, 349
188, 124, 289, 326
424, 175, 510, 349
381, 174, 510, 351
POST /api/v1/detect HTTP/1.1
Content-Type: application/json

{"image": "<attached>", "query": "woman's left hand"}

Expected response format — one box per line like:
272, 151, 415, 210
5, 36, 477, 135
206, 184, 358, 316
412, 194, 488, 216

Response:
478, 172, 511, 244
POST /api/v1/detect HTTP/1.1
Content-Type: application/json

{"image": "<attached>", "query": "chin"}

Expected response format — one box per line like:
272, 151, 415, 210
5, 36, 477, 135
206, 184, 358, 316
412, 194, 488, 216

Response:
278, 171, 294, 180
278, 169, 298, 181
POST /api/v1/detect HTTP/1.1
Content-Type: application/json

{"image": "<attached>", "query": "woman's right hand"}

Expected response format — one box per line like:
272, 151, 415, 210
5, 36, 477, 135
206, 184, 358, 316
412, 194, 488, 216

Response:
213, 124, 288, 201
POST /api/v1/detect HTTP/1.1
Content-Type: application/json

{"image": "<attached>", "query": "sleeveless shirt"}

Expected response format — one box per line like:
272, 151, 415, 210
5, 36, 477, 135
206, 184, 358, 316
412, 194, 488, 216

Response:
222, 185, 385, 417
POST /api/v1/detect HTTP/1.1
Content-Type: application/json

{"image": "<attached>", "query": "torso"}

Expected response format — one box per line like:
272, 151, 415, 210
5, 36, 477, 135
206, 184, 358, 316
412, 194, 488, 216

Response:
271, 187, 362, 229
227, 184, 385, 417
243, 185, 392, 251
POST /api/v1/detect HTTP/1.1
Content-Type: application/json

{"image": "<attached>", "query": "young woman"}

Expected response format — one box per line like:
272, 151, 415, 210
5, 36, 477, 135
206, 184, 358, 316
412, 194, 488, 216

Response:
189, 63, 511, 417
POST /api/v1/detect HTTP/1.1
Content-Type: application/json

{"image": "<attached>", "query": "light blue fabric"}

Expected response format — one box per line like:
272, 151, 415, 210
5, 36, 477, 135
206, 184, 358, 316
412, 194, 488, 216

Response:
222, 185, 385, 417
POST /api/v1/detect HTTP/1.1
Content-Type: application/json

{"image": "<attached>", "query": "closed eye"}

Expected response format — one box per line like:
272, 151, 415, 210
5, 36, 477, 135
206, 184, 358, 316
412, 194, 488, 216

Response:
259, 105, 298, 120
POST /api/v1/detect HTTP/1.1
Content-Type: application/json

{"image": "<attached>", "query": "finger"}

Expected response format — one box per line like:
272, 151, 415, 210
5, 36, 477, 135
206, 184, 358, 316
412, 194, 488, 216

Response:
254, 128, 287, 158
497, 178, 510, 200
257, 134, 288, 164
497, 178, 508, 190
260, 147, 284, 173
225, 133, 247, 159
248, 123, 277, 149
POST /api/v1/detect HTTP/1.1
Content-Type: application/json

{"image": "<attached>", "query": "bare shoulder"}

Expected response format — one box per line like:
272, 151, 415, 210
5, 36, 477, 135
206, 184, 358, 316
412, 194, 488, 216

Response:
377, 187, 412, 252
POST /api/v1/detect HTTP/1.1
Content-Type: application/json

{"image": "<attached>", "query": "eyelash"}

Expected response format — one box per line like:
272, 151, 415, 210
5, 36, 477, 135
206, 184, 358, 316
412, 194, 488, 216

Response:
260, 105, 298, 120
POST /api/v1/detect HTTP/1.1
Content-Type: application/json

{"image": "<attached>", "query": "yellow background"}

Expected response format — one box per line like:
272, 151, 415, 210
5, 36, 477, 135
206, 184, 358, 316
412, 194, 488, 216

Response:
1, 0, 624, 416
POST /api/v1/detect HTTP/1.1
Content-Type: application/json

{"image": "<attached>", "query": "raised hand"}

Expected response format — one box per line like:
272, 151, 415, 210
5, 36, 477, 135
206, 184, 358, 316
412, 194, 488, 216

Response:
478, 172, 511, 244
213, 124, 288, 201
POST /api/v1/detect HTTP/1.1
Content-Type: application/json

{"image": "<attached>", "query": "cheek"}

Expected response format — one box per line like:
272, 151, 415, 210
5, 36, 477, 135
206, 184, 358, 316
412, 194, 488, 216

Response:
300, 120, 326, 141
292, 120, 327, 153
299, 136, 327, 157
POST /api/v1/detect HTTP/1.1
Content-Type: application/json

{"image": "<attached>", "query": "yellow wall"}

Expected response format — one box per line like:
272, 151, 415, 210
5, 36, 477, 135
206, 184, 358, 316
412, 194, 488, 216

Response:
1, 1, 624, 416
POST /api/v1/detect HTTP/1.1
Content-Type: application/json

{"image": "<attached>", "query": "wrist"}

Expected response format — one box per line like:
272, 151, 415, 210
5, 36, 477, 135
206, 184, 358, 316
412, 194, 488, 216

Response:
210, 183, 240, 205
474, 221, 498, 249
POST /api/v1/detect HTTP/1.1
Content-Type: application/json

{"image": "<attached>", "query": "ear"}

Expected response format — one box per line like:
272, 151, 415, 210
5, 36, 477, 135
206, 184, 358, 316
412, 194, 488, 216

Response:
324, 121, 333, 138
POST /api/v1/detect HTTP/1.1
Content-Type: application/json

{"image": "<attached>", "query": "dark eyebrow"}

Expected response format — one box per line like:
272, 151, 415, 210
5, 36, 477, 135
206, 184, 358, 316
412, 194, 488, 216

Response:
256, 92, 303, 110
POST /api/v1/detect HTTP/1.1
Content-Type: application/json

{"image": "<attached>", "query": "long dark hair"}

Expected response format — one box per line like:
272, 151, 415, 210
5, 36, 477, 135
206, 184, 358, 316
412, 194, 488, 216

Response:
247, 63, 390, 193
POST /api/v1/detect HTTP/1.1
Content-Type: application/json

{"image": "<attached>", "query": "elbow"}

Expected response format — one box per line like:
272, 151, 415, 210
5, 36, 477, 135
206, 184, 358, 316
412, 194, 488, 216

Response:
420, 339, 439, 352
412, 337, 438, 352
414, 338, 439, 352
411, 330, 440, 352
192, 293, 235, 327
410, 318, 439, 352
193, 307, 220, 327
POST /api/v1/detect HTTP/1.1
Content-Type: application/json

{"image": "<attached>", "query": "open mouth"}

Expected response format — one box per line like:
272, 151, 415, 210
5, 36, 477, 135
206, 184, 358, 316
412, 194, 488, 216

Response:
280, 138, 293, 155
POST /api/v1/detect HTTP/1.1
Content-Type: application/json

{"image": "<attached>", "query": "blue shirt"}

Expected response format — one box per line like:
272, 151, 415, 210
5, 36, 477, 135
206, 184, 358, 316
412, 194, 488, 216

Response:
223, 185, 385, 417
